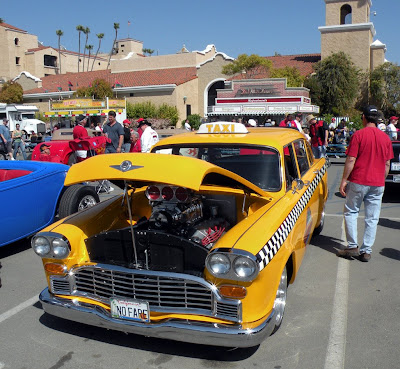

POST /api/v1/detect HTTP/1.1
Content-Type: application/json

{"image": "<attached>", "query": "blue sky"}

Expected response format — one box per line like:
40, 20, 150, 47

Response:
2, 0, 399, 64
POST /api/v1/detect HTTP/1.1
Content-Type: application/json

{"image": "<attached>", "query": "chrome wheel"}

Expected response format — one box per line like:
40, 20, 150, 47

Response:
77, 195, 97, 211
272, 266, 287, 331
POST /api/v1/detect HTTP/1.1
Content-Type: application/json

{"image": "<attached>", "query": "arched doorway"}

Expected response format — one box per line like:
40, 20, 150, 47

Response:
204, 79, 225, 117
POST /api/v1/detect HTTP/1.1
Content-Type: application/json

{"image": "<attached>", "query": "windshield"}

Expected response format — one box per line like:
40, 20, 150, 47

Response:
153, 144, 281, 191
21, 114, 35, 120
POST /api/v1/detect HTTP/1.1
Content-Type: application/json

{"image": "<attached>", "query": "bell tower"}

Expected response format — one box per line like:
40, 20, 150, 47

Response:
319, 0, 385, 71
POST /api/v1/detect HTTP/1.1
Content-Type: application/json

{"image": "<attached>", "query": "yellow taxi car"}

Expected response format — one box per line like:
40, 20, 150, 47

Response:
32, 122, 328, 348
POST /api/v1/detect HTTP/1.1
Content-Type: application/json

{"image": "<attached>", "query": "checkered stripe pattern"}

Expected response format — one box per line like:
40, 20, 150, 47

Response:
256, 164, 327, 271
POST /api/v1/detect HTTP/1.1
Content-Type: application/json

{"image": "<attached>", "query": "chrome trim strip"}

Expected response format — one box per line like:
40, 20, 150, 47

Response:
40, 288, 274, 348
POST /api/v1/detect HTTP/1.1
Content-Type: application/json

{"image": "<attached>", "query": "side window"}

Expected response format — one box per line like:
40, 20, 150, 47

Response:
294, 140, 310, 176
284, 144, 298, 191
306, 142, 314, 165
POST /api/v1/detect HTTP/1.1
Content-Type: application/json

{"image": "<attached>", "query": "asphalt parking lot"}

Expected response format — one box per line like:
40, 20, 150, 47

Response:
0, 159, 399, 369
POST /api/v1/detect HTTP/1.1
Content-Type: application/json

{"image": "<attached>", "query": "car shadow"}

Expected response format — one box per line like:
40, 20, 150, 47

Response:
0, 238, 31, 259
379, 248, 400, 261
38, 313, 259, 361
378, 218, 400, 230
310, 234, 345, 255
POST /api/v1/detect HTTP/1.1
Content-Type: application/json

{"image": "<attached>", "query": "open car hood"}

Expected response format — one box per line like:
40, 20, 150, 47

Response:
64, 153, 268, 197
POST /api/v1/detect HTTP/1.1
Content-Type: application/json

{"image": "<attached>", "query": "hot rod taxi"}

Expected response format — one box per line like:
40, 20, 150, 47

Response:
32, 122, 328, 348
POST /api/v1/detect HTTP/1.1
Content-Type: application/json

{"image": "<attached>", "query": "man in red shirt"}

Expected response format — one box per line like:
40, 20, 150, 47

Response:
73, 115, 88, 139
338, 105, 393, 262
279, 114, 298, 130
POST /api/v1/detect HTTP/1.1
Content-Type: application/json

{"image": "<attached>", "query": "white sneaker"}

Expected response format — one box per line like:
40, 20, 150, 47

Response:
108, 186, 114, 193
10, 157, 15, 160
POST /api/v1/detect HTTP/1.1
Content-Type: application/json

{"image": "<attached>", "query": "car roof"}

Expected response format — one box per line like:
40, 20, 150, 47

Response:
154, 126, 305, 150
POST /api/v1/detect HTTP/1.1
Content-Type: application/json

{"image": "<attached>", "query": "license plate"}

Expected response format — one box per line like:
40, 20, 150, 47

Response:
393, 175, 400, 183
391, 162, 400, 171
110, 298, 150, 322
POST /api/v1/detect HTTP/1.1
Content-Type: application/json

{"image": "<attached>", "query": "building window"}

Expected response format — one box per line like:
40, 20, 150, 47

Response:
15, 57, 20, 65
340, 4, 352, 24
98, 62, 101, 65
130, 93, 134, 97
44, 54, 57, 67
39, 99, 43, 102
14, 38, 19, 46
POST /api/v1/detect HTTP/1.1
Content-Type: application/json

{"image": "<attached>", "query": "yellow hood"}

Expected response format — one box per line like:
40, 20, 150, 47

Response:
64, 153, 268, 197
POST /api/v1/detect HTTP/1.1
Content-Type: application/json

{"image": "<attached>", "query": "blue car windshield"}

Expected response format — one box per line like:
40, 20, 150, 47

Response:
153, 144, 281, 191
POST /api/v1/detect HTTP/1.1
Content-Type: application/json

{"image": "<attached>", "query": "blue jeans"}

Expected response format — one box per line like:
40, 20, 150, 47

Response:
121, 143, 131, 153
105, 145, 117, 154
312, 145, 326, 159
344, 182, 384, 254
13, 141, 27, 160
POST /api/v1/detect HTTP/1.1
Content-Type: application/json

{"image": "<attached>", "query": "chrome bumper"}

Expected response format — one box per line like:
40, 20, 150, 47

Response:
39, 288, 276, 348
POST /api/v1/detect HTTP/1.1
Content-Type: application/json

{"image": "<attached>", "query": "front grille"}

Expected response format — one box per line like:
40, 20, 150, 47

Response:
51, 278, 70, 294
50, 265, 241, 322
73, 267, 212, 310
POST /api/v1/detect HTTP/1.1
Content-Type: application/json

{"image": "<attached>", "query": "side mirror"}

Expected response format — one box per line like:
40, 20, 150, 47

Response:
292, 179, 304, 194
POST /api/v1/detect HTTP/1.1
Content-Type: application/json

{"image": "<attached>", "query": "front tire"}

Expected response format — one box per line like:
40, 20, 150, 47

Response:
271, 266, 288, 335
58, 184, 99, 218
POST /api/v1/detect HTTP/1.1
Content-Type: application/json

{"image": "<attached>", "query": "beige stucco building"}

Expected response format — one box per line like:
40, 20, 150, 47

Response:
319, 0, 386, 71
0, 22, 107, 82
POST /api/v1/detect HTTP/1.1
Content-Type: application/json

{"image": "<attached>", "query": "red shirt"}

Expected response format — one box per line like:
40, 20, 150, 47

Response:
310, 120, 327, 147
73, 125, 88, 139
346, 126, 393, 186
129, 139, 141, 153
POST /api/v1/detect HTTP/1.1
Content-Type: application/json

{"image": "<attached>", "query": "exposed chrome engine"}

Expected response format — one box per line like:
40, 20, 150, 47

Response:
146, 185, 230, 249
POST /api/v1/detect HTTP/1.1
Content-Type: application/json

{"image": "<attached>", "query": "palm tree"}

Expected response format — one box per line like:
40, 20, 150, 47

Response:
107, 23, 119, 69
82, 27, 90, 71
76, 25, 84, 73
91, 33, 104, 71
56, 29, 63, 74
86, 45, 94, 72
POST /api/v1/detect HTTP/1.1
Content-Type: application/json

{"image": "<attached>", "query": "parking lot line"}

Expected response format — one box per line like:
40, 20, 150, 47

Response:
0, 295, 38, 324
324, 220, 349, 369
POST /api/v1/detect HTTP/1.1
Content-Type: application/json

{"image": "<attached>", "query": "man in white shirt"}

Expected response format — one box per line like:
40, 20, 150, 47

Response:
137, 118, 159, 153
387, 116, 398, 140
294, 113, 304, 133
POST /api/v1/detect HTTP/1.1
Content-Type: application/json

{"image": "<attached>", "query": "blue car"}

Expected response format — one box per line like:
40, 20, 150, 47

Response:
0, 160, 99, 247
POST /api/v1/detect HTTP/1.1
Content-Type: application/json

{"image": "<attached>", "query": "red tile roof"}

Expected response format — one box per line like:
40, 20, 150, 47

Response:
230, 53, 321, 80
0, 22, 27, 33
23, 67, 198, 94
265, 53, 321, 76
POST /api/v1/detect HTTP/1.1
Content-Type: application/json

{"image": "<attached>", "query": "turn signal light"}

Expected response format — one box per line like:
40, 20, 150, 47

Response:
218, 285, 247, 299
44, 263, 67, 275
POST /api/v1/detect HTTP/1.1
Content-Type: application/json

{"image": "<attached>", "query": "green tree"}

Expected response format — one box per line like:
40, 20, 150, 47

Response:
76, 25, 85, 73
222, 54, 272, 79
0, 81, 23, 103
56, 29, 63, 74
183, 114, 202, 130
107, 23, 119, 69
370, 62, 400, 116
270, 66, 305, 87
90, 78, 113, 99
86, 45, 93, 72
304, 52, 360, 115
0, 18, 4, 23
142, 48, 155, 57
82, 27, 90, 71
157, 103, 179, 126
92, 33, 104, 71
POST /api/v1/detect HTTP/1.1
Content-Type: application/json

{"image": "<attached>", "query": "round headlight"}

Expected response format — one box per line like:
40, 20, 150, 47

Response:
208, 253, 230, 275
32, 236, 51, 256
233, 256, 256, 278
52, 238, 70, 259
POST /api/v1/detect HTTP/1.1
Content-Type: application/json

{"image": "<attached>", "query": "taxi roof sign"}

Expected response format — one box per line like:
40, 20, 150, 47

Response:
197, 122, 249, 134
